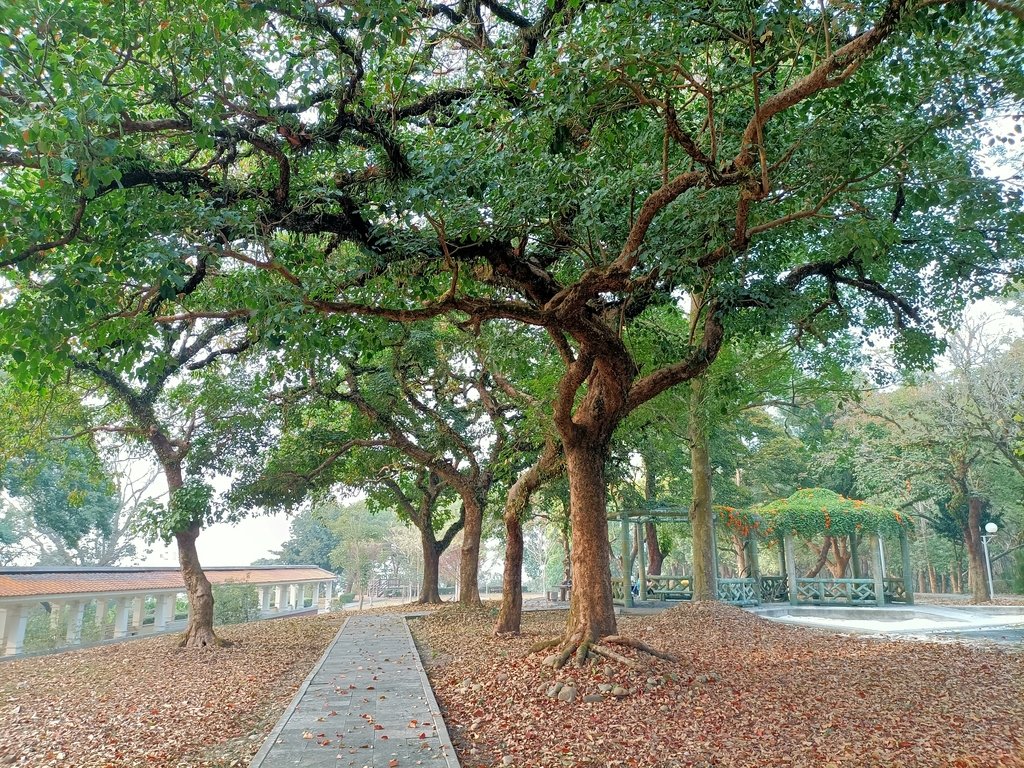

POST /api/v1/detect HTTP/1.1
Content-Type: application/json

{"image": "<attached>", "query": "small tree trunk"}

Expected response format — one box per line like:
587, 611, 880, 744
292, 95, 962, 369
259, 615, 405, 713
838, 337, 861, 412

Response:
928, 564, 938, 593
642, 457, 665, 576
495, 443, 561, 634
733, 534, 748, 577
563, 442, 617, 643
457, 495, 483, 605
496, 510, 524, 633
690, 377, 716, 601
828, 537, 851, 578
419, 531, 442, 604
805, 536, 833, 578
644, 522, 665, 576
176, 525, 219, 648
963, 496, 990, 603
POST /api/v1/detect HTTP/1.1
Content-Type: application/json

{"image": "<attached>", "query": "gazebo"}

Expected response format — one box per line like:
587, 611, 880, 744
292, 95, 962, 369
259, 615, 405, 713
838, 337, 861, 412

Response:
611, 488, 915, 609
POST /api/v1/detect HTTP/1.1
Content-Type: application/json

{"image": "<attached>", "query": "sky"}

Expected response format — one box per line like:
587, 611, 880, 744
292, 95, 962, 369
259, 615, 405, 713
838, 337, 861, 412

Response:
141, 512, 295, 567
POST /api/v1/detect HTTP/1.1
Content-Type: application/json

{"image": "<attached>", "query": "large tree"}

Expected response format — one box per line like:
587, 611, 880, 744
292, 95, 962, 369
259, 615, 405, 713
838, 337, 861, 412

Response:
2, 0, 1022, 655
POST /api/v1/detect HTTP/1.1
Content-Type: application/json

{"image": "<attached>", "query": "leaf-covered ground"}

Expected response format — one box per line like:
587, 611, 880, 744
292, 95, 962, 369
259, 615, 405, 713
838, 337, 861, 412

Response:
0, 614, 344, 767
411, 603, 1024, 768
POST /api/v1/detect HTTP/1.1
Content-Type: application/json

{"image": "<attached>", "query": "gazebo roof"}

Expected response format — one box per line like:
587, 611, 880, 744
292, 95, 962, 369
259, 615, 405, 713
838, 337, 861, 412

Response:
722, 488, 913, 539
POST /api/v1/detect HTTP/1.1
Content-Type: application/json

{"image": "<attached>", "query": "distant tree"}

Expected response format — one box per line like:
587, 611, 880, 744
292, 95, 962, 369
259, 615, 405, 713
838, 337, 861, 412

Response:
261, 506, 340, 574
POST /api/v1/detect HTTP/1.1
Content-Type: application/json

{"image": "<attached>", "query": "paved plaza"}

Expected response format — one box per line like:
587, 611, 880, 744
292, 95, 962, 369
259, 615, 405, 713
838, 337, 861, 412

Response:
249, 614, 458, 768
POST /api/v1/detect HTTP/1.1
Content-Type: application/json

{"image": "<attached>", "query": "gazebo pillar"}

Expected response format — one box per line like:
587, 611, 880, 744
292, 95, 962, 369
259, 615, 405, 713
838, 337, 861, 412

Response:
274, 585, 286, 611
869, 534, 886, 605
850, 534, 861, 579
66, 601, 86, 645
636, 523, 647, 602
747, 534, 761, 602
710, 511, 720, 583
49, 602, 63, 630
784, 534, 799, 606
899, 529, 914, 605
619, 512, 633, 608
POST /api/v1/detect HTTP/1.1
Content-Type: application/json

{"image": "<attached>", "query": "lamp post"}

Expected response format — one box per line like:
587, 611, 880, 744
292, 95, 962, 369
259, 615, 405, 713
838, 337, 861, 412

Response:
981, 522, 998, 600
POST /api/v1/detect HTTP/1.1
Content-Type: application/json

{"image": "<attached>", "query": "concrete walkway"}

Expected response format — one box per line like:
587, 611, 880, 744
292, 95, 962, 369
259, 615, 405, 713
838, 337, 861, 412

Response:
249, 614, 458, 768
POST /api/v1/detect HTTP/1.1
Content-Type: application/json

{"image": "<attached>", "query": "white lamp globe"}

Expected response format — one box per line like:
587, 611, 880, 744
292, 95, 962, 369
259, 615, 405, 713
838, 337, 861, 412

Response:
984, 522, 999, 535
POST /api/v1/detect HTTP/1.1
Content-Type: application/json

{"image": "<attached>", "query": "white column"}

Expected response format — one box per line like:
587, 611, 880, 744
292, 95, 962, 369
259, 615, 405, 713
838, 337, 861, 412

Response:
154, 594, 174, 631
274, 585, 285, 611
66, 601, 86, 645
259, 586, 271, 614
131, 597, 145, 631
113, 598, 131, 639
298, 583, 308, 608
3, 604, 30, 656
320, 581, 334, 614
0, 608, 8, 649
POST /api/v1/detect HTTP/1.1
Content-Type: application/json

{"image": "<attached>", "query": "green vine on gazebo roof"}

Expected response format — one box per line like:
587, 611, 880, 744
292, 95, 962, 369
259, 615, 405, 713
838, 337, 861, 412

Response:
719, 488, 913, 540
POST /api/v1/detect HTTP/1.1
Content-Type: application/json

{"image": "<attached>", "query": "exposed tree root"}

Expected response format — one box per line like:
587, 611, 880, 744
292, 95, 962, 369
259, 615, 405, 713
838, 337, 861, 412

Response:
529, 636, 562, 654
573, 639, 591, 667
591, 643, 640, 669
534, 632, 675, 670
604, 634, 677, 662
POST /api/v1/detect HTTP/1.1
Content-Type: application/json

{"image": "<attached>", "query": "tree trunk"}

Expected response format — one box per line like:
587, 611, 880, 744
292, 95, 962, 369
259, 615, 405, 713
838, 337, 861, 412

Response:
496, 443, 562, 635
176, 525, 219, 648
690, 377, 716, 601
642, 457, 665, 576
644, 522, 664, 576
496, 510, 525, 633
457, 495, 483, 605
419, 532, 442, 604
732, 534, 748, 577
563, 442, 617, 643
156, 454, 219, 649
805, 536, 833, 578
928, 564, 938, 593
827, 537, 851, 578
963, 495, 990, 603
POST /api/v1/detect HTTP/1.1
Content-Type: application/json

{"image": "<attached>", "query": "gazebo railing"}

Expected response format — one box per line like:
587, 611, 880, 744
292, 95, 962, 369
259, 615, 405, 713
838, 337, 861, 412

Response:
883, 578, 910, 603
647, 575, 694, 600
794, 577, 877, 603
717, 578, 758, 605
760, 576, 787, 603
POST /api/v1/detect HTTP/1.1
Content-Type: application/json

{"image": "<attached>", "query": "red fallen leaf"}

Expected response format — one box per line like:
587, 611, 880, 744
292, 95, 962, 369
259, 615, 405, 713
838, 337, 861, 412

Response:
373, 724, 384, 730
389, 760, 400, 767
367, 686, 375, 690
408, 720, 418, 727
380, 735, 389, 740
418, 733, 427, 739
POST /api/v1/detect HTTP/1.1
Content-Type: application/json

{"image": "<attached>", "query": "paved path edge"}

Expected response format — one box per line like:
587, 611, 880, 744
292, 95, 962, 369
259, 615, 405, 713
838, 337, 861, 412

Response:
248, 616, 351, 768
399, 614, 460, 768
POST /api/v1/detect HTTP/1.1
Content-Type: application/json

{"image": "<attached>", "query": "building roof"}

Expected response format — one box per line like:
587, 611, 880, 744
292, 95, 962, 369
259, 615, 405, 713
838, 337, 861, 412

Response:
0, 566, 336, 601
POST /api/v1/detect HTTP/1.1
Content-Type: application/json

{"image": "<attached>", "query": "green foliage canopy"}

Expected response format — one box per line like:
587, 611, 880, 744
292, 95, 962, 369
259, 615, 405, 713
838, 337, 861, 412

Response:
725, 487, 913, 539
